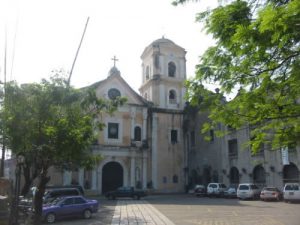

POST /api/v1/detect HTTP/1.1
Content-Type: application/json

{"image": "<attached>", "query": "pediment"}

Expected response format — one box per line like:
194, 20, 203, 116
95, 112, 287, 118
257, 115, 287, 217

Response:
89, 74, 148, 106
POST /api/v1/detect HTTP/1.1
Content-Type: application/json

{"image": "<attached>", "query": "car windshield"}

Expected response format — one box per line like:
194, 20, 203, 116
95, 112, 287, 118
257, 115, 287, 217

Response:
239, 185, 249, 190
285, 184, 299, 191
48, 197, 63, 205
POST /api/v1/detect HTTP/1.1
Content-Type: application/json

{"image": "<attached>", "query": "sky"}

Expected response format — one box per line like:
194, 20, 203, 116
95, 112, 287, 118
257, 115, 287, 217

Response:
0, 0, 219, 93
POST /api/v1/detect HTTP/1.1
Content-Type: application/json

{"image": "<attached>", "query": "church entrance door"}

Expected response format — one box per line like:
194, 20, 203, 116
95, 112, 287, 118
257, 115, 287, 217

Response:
102, 162, 123, 194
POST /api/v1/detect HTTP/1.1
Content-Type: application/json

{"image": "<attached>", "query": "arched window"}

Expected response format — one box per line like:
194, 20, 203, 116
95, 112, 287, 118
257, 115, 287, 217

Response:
283, 163, 299, 183
145, 66, 150, 80
253, 165, 266, 185
134, 126, 141, 141
169, 90, 176, 104
230, 167, 240, 185
168, 62, 176, 77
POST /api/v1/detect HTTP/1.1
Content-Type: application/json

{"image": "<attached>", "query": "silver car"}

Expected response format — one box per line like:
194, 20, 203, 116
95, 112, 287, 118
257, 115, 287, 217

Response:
237, 183, 260, 200
283, 183, 300, 202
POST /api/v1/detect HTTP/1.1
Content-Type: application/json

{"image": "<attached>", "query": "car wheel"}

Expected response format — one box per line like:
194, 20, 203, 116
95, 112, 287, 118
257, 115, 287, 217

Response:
46, 213, 56, 223
83, 209, 92, 219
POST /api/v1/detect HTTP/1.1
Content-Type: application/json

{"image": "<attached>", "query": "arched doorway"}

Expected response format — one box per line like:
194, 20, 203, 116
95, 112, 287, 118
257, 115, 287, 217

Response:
253, 165, 266, 185
102, 162, 123, 194
283, 163, 299, 183
230, 167, 240, 185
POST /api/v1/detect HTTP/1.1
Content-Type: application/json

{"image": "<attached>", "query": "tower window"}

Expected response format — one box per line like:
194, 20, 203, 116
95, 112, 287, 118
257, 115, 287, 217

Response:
168, 62, 176, 77
146, 66, 150, 80
169, 90, 176, 104
134, 126, 141, 141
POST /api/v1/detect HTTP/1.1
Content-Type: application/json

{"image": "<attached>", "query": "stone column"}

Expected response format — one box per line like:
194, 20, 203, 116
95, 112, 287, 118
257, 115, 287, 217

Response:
152, 113, 158, 189
142, 108, 147, 140
131, 108, 136, 140
142, 154, 147, 189
92, 169, 97, 190
130, 157, 136, 187
78, 168, 84, 187
63, 170, 72, 185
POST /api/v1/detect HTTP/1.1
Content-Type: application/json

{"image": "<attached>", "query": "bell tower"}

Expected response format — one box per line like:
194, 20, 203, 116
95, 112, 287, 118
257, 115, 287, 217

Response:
139, 37, 187, 109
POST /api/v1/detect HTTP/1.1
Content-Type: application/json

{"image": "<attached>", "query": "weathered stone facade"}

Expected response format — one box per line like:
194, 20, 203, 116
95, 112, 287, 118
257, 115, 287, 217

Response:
43, 37, 299, 193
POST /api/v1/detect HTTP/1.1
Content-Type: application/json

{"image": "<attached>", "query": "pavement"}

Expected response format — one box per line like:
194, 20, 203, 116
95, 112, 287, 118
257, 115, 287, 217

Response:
111, 200, 175, 225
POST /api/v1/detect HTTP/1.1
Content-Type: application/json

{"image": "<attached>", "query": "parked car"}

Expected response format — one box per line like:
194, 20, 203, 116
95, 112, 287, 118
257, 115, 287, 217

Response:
283, 183, 300, 202
237, 183, 261, 200
46, 185, 85, 196
105, 186, 147, 200
260, 187, 282, 201
206, 183, 227, 197
43, 195, 98, 223
43, 188, 81, 203
223, 184, 238, 198
194, 185, 206, 197
19, 187, 82, 211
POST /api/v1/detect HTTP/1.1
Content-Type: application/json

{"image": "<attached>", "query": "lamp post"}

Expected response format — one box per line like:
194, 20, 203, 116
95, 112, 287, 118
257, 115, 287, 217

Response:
9, 154, 25, 225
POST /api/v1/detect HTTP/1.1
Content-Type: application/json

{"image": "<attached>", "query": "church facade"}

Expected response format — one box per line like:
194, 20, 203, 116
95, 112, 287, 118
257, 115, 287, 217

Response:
48, 37, 299, 194
49, 37, 188, 193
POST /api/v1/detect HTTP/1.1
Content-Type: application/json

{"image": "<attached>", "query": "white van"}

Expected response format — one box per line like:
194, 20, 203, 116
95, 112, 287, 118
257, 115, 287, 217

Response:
206, 183, 227, 197
283, 183, 300, 202
237, 183, 261, 200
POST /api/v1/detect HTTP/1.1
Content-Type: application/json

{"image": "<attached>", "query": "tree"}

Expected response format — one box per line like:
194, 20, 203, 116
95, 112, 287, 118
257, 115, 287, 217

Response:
4, 72, 126, 225
174, 0, 300, 153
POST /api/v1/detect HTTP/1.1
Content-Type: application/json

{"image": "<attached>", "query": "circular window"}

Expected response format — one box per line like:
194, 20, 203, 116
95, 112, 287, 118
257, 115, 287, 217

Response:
108, 88, 121, 100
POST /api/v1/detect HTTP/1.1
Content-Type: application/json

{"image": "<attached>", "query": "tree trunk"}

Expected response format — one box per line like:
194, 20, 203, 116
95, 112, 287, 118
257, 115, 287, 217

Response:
21, 164, 38, 196
21, 166, 32, 196
33, 169, 50, 225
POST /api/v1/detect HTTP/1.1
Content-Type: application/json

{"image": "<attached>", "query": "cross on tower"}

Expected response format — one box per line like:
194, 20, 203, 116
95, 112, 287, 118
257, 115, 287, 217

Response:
111, 55, 119, 67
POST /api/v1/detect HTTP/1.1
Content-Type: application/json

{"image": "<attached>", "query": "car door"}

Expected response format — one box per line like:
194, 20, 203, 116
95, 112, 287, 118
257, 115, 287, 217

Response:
73, 197, 87, 214
59, 197, 75, 218
291, 184, 300, 200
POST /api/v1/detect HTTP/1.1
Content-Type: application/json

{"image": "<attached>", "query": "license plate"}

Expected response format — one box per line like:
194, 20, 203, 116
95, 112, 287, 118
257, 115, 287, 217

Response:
289, 192, 294, 195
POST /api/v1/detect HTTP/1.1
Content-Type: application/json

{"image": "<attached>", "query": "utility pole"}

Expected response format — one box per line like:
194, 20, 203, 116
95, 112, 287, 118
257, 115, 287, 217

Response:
67, 17, 90, 87
1, 28, 7, 177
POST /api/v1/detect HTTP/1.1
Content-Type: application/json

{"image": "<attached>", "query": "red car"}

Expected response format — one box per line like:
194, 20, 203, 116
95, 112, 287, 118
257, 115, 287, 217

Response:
260, 187, 282, 201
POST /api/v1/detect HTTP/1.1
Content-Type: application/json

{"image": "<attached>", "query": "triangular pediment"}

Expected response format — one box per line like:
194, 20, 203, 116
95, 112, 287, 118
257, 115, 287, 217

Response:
87, 73, 149, 106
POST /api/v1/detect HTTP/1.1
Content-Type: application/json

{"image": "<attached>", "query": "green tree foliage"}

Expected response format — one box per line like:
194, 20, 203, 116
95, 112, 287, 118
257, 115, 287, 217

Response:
4, 71, 126, 224
175, 0, 300, 153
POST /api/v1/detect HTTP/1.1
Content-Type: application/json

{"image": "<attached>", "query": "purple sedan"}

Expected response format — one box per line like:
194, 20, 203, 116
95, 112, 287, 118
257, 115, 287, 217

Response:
42, 195, 99, 223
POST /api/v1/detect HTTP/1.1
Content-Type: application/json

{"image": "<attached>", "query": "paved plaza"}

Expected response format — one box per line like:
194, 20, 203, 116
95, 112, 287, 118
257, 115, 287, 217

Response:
111, 200, 174, 225
51, 194, 300, 225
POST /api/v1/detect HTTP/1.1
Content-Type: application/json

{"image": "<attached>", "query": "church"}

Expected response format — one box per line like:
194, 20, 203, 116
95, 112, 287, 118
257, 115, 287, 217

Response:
48, 37, 299, 194
49, 37, 188, 194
